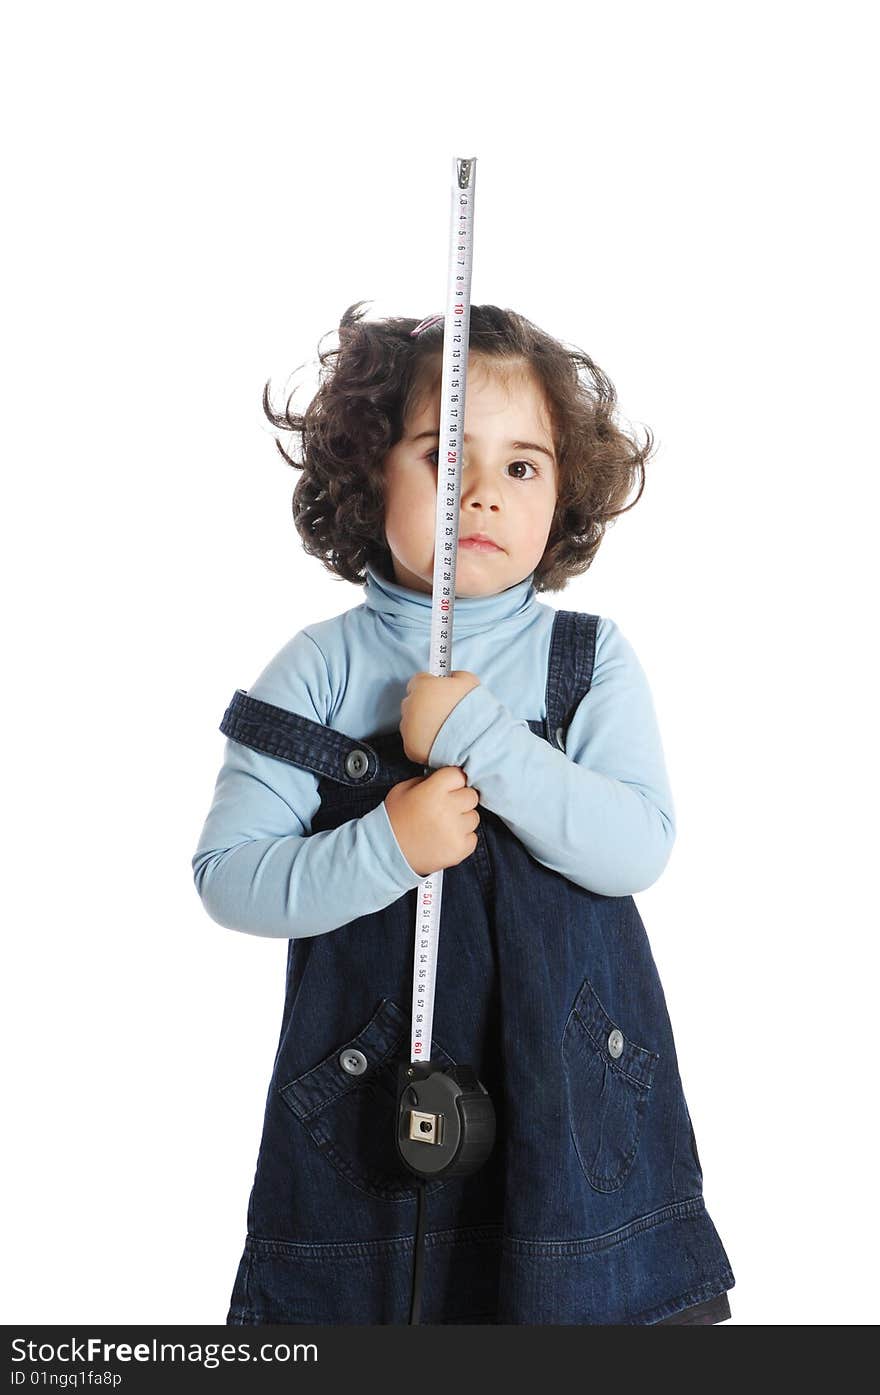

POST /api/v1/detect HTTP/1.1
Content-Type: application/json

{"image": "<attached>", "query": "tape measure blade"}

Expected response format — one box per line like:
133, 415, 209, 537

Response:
410, 866, 443, 1063
409, 156, 477, 1065
429, 160, 476, 679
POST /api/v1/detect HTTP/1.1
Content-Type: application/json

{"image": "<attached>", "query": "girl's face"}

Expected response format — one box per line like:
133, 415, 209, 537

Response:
381, 356, 558, 597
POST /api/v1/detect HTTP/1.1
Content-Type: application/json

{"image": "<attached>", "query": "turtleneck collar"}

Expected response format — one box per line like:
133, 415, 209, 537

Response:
363, 561, 537, 635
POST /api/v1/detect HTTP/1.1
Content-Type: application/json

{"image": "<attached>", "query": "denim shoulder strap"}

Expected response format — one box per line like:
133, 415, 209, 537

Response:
219, 689, 384, 785
543, 610, 600, 750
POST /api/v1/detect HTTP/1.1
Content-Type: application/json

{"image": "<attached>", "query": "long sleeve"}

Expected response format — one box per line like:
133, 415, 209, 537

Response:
191, 630, 423, 938
427, 617, 676, 897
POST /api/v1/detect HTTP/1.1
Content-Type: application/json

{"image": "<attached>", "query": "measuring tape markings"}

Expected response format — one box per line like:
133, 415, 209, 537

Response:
409, 157, 476, 1065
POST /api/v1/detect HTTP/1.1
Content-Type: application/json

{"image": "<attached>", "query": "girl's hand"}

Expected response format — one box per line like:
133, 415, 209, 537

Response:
384, 767, 480, 876
400, 670, 481, 765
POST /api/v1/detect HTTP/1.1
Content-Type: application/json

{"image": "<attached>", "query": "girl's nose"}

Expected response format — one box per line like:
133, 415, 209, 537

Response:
460, 462, 502, 510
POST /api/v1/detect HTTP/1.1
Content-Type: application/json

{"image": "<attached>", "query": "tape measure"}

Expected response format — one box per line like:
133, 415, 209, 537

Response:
408, 155, 477, 1067
397, 153, 496, 1184
393, 157, 497, 1324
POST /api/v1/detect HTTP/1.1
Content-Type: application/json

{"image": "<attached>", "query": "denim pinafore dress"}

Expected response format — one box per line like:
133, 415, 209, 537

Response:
219, 609, 735, 1325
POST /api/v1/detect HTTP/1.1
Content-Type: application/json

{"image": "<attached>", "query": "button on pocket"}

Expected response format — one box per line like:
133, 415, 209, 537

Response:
279, 998, 458, 1201
339, 1048, 367, 1076
562, 976, 660, 1193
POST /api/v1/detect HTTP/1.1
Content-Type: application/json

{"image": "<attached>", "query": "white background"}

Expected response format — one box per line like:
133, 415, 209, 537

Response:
4, 0, 877, 1327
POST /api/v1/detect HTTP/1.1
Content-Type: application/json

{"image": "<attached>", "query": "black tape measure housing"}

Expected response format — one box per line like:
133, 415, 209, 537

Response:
396, 1061, 496, 1179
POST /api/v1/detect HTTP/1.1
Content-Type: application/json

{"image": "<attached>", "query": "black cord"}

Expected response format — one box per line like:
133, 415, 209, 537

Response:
408, 1178, 428, 1324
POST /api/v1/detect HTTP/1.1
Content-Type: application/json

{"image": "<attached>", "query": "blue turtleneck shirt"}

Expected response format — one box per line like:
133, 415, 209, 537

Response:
191, 564, 676, 936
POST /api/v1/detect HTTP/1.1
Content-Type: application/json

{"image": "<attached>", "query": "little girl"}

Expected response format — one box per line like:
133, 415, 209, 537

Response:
192, 301, 735, 1325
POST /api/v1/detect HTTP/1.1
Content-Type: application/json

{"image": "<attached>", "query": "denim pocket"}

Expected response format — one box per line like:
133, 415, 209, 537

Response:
278, 997, 458, 1202
562, 976, 660, 1193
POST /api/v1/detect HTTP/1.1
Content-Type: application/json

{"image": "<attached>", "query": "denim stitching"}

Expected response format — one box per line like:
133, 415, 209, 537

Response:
243, 1224, 503, 1260
502, 1196, 707, 1257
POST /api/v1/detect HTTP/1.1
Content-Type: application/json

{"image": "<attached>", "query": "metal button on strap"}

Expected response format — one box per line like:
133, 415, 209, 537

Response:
339, 1048, 368, 1076
607, 1028, 624, 1059
344, 748, 369, 779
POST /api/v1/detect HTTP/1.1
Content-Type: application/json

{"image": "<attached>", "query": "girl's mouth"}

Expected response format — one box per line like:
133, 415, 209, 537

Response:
459, 537, 502, 553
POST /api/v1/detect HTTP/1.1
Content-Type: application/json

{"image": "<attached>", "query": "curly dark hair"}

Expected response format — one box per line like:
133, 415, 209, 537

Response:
263, 300, 654, 593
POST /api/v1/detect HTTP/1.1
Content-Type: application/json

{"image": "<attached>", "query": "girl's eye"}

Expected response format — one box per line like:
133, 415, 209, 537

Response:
424, 449, 538, 480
